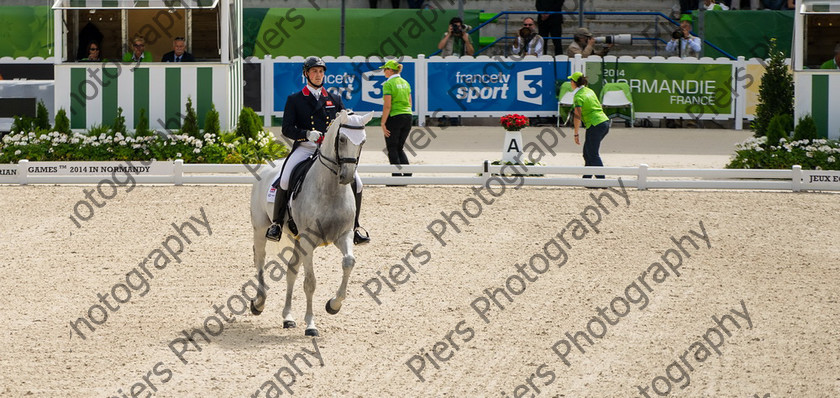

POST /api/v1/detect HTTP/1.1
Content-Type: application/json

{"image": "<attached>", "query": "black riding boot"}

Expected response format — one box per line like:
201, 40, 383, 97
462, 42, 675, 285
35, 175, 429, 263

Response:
352, 184, 370, 245
265, 188, 289, 242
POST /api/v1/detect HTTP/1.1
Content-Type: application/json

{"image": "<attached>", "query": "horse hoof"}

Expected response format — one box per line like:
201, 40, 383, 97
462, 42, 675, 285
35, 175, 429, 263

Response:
283, 320, 296, 329
305, 328, 319, 337
325, 299, 340, 315
250, 300, 262, 316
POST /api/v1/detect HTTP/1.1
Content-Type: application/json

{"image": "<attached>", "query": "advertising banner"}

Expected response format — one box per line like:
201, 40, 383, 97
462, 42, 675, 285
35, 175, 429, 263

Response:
426, 60, 566, 115
273, 60, 416, 114
585, 61, 734, 118
802, 170, 840, 191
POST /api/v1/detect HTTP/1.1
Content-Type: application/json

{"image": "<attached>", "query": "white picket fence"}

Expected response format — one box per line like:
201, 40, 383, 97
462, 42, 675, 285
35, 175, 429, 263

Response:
2, 160, 840, 191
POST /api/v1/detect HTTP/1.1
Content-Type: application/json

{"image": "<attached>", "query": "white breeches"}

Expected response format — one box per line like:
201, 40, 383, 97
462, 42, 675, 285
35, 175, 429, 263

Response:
279, 142, 362, 192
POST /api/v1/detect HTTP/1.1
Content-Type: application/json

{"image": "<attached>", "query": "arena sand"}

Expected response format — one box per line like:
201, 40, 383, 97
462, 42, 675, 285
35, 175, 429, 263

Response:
0, 127, 838, 397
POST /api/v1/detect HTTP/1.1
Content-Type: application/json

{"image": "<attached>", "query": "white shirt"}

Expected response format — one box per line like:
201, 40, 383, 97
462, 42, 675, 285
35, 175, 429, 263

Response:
666, 35, 702, 58
307, 84, 321, 100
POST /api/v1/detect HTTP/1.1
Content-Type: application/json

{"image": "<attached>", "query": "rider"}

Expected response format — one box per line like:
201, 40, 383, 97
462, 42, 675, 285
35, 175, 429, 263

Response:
266, 56, 371, 245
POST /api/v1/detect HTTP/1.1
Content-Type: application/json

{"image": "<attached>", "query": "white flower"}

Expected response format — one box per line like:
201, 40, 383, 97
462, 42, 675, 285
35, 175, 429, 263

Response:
828, 156, 836, 163
806, 152, 813, 158
14, 150, 21, 155
176, 152, 182, 158
193, 148, 200, 153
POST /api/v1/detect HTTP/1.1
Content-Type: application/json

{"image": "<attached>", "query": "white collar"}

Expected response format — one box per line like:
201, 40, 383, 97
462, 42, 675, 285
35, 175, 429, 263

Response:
307, 84, 321, 98
386, 73, 401, 81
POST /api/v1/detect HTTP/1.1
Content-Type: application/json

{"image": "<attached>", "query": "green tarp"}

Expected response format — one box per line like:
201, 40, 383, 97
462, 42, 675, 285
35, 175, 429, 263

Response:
701, 10, 794, 59
245, 8, 480, 58
0, 6, 53, 59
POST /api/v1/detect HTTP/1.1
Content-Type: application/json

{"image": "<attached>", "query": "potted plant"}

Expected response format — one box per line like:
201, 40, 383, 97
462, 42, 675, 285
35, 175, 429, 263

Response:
499, 114, 530, 163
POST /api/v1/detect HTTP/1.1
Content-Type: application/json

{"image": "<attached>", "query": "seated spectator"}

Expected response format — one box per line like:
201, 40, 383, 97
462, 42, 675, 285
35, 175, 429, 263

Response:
704, 0, 730, 9
512, 17, 545, 56
438, 17, 474, 56
122, 36, 153, 63
566, 27, 612, 58
80, 41, 103, 62
161, 37, 195, 62
820, 43, 840, 69
665, 15, 702, 58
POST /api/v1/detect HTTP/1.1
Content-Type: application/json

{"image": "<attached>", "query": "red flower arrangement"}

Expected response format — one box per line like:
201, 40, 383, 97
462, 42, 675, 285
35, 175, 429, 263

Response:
500, 114, 529, 131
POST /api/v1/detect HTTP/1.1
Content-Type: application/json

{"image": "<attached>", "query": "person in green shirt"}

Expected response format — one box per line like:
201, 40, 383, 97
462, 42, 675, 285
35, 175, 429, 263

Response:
820, 43, 840, 70
379, 59, 414, 177
569, 71, 611, 180
122, 36, 154, 63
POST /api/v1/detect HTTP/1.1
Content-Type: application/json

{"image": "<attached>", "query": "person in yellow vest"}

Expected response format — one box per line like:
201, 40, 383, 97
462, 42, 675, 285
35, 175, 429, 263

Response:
379, 60, 414, 178
569, 71, 611, 180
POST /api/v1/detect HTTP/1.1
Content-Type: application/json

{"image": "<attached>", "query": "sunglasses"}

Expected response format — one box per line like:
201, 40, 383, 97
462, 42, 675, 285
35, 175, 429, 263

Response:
523, 23, 535, 26
90, 47, 99, 51
133, 43, 144, 47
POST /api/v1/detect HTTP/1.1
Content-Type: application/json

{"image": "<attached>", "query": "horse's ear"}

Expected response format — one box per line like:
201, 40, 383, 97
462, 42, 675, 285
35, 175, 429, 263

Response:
361, 112, 374, 125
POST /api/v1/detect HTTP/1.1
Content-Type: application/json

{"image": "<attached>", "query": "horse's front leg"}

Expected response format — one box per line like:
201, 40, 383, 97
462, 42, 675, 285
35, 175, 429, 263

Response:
326, 232, 355, 315
250, 228, 267, 315
302, 253, 319, 336
282, 240, 302, 329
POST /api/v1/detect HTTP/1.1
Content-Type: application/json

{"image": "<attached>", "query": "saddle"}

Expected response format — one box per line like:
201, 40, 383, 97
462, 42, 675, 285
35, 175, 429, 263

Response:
270, 154, 318, 236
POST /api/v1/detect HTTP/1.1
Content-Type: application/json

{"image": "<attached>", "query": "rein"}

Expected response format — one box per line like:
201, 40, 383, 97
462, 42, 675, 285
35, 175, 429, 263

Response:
318, 123, 365, 175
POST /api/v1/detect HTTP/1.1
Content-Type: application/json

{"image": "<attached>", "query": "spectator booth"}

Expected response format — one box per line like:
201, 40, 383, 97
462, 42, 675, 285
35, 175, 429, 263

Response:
51, 0, 243, 131
793, 0, 840, 139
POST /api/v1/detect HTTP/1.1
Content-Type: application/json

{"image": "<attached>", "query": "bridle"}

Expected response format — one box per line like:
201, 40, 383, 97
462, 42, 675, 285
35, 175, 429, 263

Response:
318, 123, 365, 175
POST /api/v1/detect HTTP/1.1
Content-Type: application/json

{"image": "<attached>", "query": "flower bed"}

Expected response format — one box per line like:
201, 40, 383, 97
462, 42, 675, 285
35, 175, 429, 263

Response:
727, 137, 840, 170
0, 129, 287, 164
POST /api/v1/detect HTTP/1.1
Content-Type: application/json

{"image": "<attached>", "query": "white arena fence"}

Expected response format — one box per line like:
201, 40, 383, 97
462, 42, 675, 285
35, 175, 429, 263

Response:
1, 160, 839, 192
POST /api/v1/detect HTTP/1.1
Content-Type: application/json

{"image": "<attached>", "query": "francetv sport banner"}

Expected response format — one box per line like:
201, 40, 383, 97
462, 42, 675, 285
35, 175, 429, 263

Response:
273, 60, 417, 114
585, 60, 735, 118
426, 59, 564, 115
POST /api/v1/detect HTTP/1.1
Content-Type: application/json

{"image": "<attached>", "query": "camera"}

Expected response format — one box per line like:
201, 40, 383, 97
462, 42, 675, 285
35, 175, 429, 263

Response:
594, 34, 633, 45
451, 23, 462, 36
672, 29, 684, 40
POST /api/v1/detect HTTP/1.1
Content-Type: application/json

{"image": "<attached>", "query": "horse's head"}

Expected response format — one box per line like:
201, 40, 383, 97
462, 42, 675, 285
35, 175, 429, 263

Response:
323, 109, 371, 185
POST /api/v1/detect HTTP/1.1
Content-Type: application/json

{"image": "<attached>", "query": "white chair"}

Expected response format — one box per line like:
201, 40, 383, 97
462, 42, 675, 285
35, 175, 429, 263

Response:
600, 82, 635, 127
556, 81, 575, 127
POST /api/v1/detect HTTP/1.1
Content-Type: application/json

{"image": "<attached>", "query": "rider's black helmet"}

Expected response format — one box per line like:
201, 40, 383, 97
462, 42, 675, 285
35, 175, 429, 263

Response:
303, 56, 327, 74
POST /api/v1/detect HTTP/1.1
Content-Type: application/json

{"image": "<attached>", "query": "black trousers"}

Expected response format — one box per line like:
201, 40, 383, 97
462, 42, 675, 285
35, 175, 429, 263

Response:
582, 120, 610, 179
538, 15, 563, 55
384, 114, 412, 176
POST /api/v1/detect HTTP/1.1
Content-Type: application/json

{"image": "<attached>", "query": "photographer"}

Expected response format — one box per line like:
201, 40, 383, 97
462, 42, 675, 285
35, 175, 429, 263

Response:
566, 27, 612, 58
511, 17, 545, 56
438, 17, 474, 56
665, 14, 702, 58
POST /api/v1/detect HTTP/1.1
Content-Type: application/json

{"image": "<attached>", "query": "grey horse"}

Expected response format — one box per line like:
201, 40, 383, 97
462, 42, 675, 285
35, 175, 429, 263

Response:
249, 109, 371, 337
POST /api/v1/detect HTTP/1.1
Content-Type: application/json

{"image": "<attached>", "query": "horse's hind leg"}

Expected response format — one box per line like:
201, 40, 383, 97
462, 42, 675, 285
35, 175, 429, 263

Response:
250, 227, 268, 315
326, 232, 355, 315
282, 240, 302, 329
302, 253, 319, 336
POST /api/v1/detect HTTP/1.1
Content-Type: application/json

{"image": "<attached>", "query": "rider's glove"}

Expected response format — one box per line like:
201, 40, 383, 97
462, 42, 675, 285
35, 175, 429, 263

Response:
307, 130, 322, 143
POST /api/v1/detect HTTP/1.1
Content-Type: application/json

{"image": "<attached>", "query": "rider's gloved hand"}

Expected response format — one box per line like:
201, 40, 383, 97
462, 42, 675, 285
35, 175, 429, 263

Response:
307, 130, 322, 143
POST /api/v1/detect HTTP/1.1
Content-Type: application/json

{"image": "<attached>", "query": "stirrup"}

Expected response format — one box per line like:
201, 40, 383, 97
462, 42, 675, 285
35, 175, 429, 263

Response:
265, 224, 283, 242
353, 227, 370, 245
